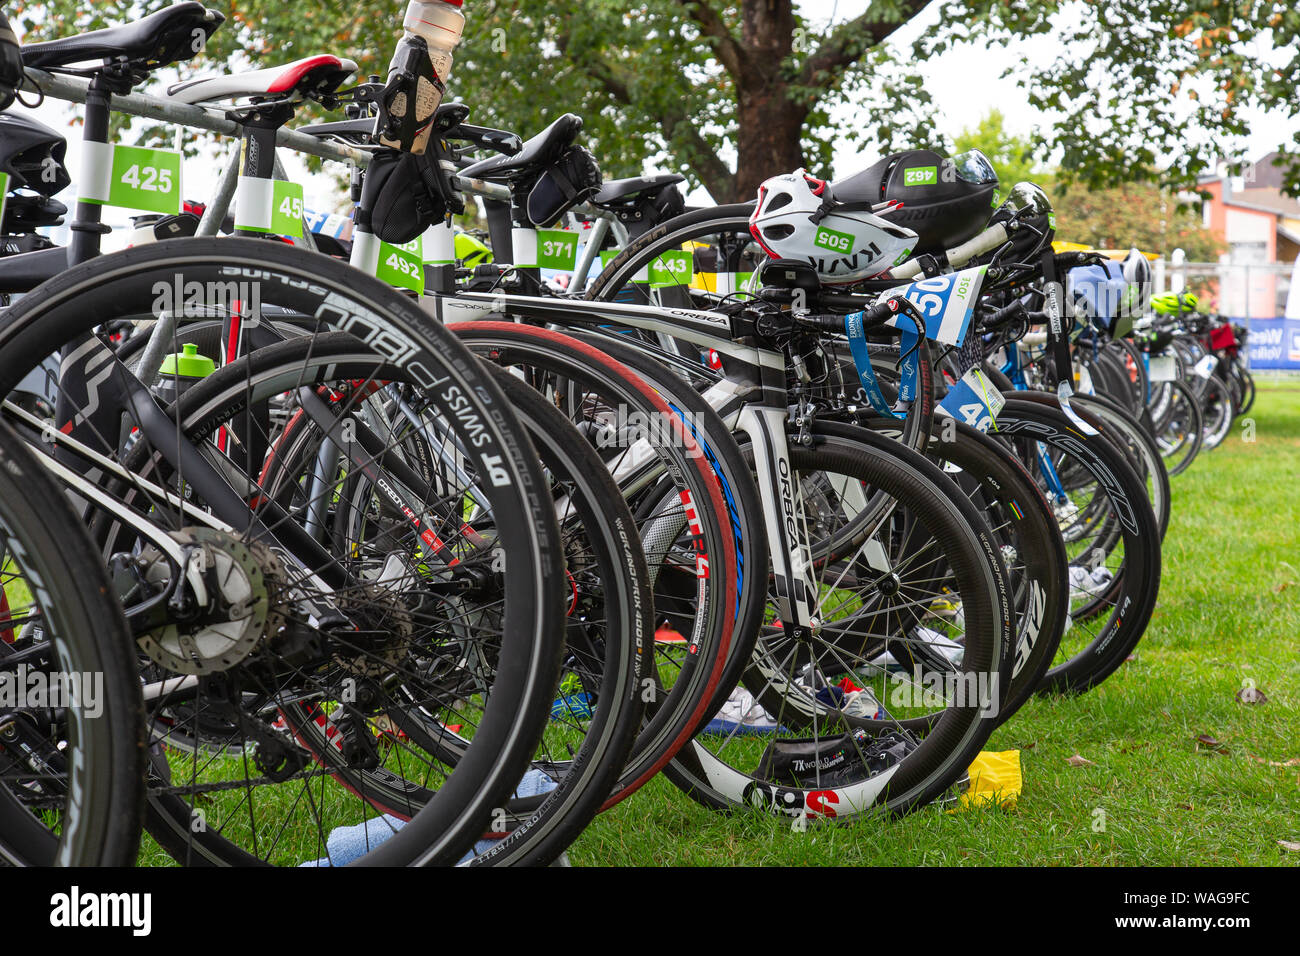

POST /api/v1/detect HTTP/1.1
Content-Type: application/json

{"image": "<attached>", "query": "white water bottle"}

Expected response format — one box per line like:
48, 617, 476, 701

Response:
401, 0, 465, 83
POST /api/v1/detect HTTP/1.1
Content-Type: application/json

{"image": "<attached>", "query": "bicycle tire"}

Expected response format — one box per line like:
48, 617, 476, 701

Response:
0, 238, 567, 865
448, 321, 741, 809
0, 420, 145, 866
666, 422, 1012, 820
990, 398, 1162, 693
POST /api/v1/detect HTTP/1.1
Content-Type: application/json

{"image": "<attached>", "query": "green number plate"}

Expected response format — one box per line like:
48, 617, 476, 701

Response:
648, 251, 692, 288
0, 172, 7, 232
269, 181, 305, 238
377, 238, 425, 294
235, 178, 304, 236
94, 145, 182, 215
903, 165, 938, 187
537, 229, 578, 271
813, 227, 854, 254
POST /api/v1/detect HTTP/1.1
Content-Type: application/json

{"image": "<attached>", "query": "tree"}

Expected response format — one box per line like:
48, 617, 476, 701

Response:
952, 109, 1223, 258
928, 0, 1300, 193
1050, 180, 1224, 260
952, 110, 1043, 188
19, 1, 1300, 202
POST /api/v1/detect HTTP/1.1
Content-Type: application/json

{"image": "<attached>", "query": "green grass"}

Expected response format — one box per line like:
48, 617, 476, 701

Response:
566, 382, 1300, 866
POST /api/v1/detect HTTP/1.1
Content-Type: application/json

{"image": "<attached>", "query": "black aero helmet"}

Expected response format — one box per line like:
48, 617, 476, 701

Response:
832, 148, 999, 254
0, 112, 71, 197
973, 181, 1056, 265
0, 11, 21, 112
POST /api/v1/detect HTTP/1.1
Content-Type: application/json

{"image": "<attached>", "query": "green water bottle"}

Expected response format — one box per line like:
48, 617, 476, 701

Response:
154, 342, 215, 407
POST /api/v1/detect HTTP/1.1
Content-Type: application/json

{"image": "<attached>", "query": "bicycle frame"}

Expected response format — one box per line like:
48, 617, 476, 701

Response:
429, 289, 889, 643
2, 67, 498, 628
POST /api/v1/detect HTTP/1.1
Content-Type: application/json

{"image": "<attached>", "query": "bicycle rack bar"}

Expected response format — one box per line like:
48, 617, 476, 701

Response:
24, 67, 373, 168
449, 173, 510, 203
24, 68, 590, 262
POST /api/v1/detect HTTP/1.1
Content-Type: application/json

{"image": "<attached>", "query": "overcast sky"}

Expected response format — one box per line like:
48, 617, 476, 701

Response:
16, 0, 1300, 234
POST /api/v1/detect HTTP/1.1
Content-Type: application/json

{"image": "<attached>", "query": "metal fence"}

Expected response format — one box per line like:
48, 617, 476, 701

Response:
1155, 259, 1300, 370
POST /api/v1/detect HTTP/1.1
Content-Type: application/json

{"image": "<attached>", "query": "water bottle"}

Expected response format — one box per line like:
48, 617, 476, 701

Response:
153, 343, 215, 407
402, 0, 464, 83
379, 1, 466, 153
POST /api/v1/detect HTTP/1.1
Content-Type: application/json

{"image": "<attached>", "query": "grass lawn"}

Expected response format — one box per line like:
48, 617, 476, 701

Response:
567, 381, 1300, 866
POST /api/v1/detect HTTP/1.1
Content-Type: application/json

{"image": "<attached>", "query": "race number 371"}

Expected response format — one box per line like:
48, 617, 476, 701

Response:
537, 229, 579, 271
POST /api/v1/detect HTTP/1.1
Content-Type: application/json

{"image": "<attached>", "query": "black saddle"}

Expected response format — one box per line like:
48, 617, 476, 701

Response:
593, 173, 685, 206
23, 3, 224, 71
459, 114, 582, 182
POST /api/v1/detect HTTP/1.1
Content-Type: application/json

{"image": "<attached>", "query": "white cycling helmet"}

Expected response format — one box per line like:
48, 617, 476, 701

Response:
1121, 247, 1152, 312
749, 170, 918, 284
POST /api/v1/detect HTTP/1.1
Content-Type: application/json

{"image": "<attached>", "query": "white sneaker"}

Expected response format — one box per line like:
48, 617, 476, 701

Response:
909, 625, 965, 665
840, 687, 887, 719
704, 687, 781, 735
1069, 564, 1112, 596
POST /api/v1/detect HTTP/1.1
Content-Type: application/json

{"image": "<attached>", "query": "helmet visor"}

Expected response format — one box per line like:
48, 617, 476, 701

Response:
951, 149, 998, 185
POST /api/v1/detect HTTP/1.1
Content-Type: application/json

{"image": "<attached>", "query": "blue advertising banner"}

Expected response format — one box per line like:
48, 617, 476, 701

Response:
1243, 317, 1300, 370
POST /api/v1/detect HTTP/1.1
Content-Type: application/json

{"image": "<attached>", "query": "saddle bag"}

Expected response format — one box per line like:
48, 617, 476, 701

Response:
525, 145, 602, 227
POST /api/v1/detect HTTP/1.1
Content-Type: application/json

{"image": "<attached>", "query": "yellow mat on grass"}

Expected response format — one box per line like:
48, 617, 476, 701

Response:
953, 749, 1022, 811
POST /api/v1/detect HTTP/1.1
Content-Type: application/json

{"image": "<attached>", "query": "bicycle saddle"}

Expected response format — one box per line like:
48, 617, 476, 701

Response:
459, 113, 582, 181
593, 174, 685, 206
23, 3, 224, 71
167, 54, 357, 105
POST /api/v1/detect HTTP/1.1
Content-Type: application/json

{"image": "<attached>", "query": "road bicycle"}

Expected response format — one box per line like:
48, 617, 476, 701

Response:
0, 3, 581, 865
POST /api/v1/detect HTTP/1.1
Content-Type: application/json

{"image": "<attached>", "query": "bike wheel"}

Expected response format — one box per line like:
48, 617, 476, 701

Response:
862, 417, 1068, 724
553, 327, 771, 724
247, 349, 651, 865
1073, 392, 1171, 541
1233, 365, 1256, 415
0, 420, 145, 866
667, 423, 1013, 820
990, 398, 1162, 693
0, 238, 567, 865
449, 321, 741, 807
1147, 379, 1203, 477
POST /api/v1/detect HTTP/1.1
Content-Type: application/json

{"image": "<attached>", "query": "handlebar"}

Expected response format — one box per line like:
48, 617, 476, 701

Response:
889, 222, 1009, 280
793, 295, 910, 334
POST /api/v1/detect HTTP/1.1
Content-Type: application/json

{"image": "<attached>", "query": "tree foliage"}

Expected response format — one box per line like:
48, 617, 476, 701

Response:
928, 0, 1300, 193
952, 109, 1043, 187
1050, 180, 1225, 260
953, 108, 1224, 258
17, 1, 1300, 203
